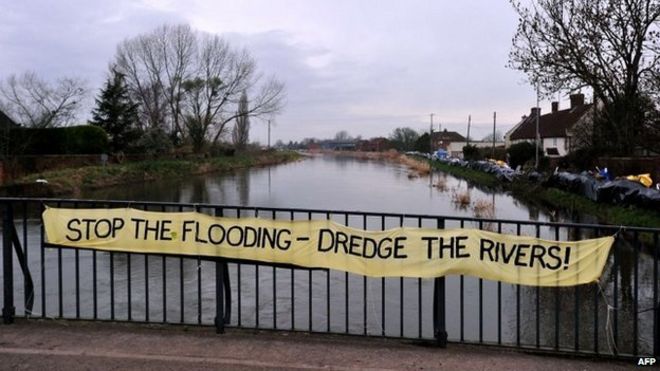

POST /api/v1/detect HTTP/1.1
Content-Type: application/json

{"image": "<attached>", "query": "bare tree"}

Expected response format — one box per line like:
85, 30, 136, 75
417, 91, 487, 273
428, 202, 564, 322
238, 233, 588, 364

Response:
334, 130, 351, 142
232, 92, 250, 150
181, 34, 284, 148
481, 131, 503, 142
208, 74, 285, 145
389, 127, 419, 151
0, 72, 87, 128
115, 24, 196, 135
508, 0, 660, 155
113, 24, 285, 151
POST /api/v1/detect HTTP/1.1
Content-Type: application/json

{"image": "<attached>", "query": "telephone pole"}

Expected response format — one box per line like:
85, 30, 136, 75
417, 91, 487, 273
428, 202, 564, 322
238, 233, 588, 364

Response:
466, 114, 471, 147
429, 113, 434, 154
268, 119, 271, 149
535, 83, 540, 169
492, 112, 496, 158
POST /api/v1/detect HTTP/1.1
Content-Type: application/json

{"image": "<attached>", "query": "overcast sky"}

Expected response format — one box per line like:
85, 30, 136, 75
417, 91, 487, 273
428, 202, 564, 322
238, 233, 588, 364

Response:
0, 0, 563, 143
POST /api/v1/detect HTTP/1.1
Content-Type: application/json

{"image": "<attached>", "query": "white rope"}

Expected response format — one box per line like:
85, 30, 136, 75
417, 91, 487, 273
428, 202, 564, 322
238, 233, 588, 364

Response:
597, 280, 619, 355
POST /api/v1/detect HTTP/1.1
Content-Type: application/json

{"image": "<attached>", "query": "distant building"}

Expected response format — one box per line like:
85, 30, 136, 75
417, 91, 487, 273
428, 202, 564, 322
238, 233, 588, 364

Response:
447, 140, 505, 159
305, 142, 321, 151
432, 129, 503, 158
505, 93, 594, 157
331, 142, 356, 150
431, 129, 466, 150
356, 137, 392, 152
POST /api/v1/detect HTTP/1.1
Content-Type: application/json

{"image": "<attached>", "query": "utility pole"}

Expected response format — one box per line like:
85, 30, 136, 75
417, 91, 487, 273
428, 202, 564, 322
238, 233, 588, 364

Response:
492, 112, 496, 158
466, 115, 471, 147
429, 113, 434, 154
268, 119, 271, 149
535, 82, 540, 169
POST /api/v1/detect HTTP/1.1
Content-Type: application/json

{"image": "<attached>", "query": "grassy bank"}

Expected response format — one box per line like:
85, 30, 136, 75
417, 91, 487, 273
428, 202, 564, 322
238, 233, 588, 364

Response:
12, 150, 301, 196
430, 160, 660, 228
324, 150, 431, 175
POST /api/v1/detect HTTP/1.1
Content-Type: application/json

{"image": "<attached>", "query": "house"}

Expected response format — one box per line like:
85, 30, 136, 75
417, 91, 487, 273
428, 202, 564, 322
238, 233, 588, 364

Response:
432, 129, 466, 151
433, 129, 504, 158
0, 109, 18, 184
505, 93, 593, 157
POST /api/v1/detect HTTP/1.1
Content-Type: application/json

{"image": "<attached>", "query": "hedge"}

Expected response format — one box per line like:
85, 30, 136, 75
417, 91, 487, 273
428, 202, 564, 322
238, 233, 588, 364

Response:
5, 125, 109, 155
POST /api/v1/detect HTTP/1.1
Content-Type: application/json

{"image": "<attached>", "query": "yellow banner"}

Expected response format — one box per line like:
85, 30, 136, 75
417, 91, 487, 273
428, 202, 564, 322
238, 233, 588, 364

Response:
42, 207, 614, 286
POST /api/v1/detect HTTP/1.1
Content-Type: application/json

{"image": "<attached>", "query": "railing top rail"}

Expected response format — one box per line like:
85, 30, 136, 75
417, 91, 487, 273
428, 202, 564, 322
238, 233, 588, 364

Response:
1, 196, 659, 233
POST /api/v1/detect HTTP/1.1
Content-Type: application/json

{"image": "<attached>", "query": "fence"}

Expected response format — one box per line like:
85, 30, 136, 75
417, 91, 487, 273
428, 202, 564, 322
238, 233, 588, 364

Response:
0, 197, 658, 359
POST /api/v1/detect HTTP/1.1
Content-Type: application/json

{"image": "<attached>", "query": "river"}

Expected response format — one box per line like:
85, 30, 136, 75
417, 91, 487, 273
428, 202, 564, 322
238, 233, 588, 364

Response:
5, 153, 657, 355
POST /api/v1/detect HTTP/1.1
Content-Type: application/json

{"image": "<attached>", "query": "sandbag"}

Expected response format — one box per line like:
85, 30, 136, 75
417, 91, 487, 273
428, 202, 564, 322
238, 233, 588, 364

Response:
596, 180, 646, 204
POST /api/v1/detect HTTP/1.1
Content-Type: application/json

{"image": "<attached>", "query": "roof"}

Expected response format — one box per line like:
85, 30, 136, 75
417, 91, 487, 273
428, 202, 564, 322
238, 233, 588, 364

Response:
0, 109, 18, 129
432, 130, 466, 142
508, 104, 592, 140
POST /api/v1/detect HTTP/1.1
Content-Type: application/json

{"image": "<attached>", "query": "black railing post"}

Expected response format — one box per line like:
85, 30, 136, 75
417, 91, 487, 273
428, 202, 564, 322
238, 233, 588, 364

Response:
433, 217, 447, 347
2, 202, 15, 324
655, 299, 659, 357
215, 259, 225, 334
433, 277, 447, 347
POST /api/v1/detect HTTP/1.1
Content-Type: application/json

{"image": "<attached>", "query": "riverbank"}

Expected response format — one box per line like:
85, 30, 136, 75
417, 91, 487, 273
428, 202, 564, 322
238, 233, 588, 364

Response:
324, 150, 660, 228
5, 150, 301, 197
430, 160, 660, 229
322, 150, 431, 175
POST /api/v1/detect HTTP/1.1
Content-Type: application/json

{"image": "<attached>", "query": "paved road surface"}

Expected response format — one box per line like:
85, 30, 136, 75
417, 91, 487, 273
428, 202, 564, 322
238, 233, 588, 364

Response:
0, 320, 639, 370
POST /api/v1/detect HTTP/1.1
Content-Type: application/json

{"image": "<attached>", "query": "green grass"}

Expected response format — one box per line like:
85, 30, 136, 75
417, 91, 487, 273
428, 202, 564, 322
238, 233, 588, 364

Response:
431, 161, 500, 188
15, 150, 300, 196
430, 160, 660, 229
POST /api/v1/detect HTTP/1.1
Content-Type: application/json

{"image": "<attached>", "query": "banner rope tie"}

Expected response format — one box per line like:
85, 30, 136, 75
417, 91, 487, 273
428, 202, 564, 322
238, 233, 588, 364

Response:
597, 280, 619, 355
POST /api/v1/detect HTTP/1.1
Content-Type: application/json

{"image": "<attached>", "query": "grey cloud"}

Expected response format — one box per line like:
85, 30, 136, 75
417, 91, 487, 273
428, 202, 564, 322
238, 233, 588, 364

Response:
0, 1, 539, 142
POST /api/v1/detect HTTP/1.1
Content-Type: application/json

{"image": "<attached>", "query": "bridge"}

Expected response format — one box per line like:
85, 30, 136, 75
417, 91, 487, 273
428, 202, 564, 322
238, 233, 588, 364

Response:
0, 197, 658, 366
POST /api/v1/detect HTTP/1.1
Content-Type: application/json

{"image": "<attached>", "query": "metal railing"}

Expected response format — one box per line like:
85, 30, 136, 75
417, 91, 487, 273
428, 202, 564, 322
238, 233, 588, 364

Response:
0, 197, 658, 359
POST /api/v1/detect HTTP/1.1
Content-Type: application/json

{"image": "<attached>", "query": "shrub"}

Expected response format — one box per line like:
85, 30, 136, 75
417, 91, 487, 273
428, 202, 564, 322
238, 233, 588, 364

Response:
558, 147, 598, 171
7, 125, 109, 155
463, 145, 481, 161
507, 141, 543, 169
135, 127, 173, 156
65, 125, 110, 154
463, 145, 506, 161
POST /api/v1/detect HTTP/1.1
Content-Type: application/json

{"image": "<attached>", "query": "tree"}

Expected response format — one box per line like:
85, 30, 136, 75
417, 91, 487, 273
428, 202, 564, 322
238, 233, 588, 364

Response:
414, 132, 430, 153
113, 24, 285, 150
507, 141, 544, 169
232, 92, 250, 151
481, 131, 503, 142
462, 144, 481, 161
508, 0, 660, 155
389, 127, 419, 151
89, 68, 141, 152
115, 24, 195, 135
334, 130, 351, 142
0, 71, 87, 128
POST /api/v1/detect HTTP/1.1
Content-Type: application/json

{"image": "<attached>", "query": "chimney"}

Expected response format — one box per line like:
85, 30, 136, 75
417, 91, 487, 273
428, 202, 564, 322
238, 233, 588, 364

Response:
530, 107, 541, 117
551, 101, 559, 113
569, 93, 584, 109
